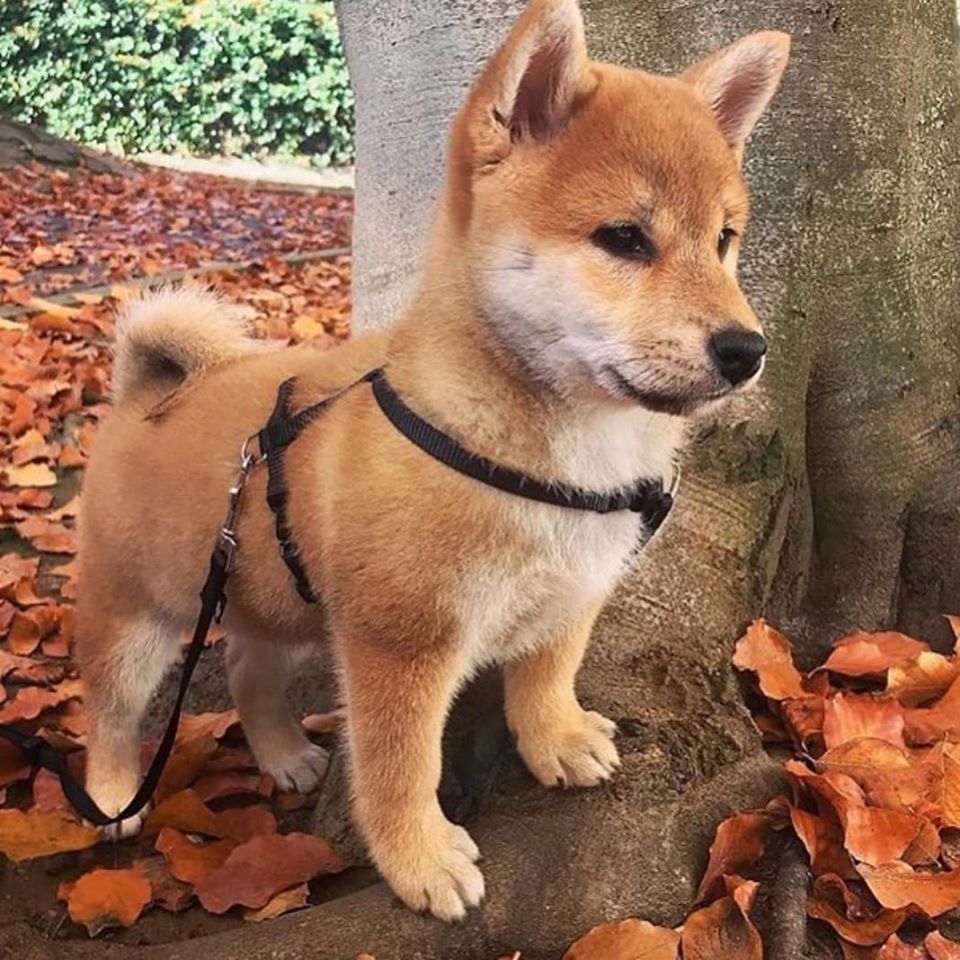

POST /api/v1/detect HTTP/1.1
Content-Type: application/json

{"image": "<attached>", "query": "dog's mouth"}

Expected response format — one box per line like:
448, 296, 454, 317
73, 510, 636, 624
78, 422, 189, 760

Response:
600, 365, 732, 416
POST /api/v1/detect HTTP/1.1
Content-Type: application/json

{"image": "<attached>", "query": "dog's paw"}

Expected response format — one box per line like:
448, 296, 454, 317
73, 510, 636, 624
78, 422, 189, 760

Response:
86, 777, 147, 840
374, 816, 484, 921
516, 708, 620, 788
260, 740, 330, 793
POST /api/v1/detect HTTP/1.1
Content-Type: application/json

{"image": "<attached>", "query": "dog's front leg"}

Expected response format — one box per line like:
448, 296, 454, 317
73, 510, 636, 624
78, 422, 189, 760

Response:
339, 633, 483, 921
504, 605, 620, 788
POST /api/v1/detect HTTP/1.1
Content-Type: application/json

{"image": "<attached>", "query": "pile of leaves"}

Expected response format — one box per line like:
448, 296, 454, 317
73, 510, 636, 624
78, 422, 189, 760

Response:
1, 160, 353, 938
558, 620, 960, 959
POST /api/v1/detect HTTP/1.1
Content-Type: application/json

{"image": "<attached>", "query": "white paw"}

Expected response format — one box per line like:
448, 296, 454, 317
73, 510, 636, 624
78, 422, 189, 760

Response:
86, 776, 147, 840
516, 708, 620, 788
259, 740, 330, 793
375, 818, 485, 922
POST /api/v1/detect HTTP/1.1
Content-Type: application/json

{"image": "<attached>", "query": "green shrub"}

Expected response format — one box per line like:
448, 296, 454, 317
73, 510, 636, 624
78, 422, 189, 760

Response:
0, 0, 354, 165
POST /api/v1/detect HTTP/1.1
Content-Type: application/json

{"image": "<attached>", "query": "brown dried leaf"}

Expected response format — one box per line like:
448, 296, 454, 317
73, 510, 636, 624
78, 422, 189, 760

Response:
681, 880, 762, 960
3, 463, 58, 488
195, 833, 344, 914
844, 808, 930, 867
791, 806, 857, 878
176, 709, 241, 744
132, 856, 194, 913
0, 809, 98, 861
823, 632, 929, 679
806, 897, 907, 947
562, 918, 681, 959
243, 882, 310, 922
732, 619, 809, 700
887, 653, 959, 707
695, 810, 770, 903
155, 827, 238, 885
926, 931, 960, 960
145, 788, 276, 841
824, 694, 906, 751
859, 861, 960, 917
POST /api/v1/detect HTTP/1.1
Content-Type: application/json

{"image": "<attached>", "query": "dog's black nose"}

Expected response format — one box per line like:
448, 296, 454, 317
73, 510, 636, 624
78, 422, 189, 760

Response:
709, 327, 767, 386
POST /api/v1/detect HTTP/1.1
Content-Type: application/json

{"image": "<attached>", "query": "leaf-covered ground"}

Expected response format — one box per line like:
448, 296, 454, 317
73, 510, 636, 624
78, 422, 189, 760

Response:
4, 161, 960, 958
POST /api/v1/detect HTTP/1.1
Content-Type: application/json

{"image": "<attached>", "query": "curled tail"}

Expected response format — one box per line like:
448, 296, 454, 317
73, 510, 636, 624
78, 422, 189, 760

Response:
112, 286, 256, 403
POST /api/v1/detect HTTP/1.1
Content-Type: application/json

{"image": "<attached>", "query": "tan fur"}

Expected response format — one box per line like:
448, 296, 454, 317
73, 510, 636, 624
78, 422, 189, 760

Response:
77, 0, 789, 920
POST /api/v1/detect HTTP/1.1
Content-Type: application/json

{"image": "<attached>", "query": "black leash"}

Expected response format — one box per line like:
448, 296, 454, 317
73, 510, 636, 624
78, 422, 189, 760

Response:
0, 447, 254, 827
0, 365, 678, 825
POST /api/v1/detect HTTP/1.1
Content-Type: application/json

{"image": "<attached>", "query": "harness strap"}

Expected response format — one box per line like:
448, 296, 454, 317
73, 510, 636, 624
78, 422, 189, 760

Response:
368, 369, 676, 530
258, 370, 379, 604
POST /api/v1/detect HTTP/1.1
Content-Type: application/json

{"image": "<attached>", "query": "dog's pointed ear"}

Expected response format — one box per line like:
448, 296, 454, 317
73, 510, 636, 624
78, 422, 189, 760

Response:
463, 0, 590, 161
682, 32, 790, 150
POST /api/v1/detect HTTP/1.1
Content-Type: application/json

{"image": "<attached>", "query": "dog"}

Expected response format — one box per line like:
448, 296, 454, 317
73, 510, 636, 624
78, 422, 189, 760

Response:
77, 0, 789, 921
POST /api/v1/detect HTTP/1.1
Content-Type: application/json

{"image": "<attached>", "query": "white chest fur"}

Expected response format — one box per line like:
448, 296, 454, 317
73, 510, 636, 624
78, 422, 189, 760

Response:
454, 401, 685, 669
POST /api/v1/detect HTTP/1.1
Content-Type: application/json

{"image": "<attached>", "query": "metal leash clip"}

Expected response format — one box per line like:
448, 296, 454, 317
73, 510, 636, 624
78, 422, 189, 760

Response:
215, 435, 262, 576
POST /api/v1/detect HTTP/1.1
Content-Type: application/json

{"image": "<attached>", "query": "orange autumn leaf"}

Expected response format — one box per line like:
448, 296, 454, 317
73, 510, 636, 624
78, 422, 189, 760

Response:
0, 677, 83, 723
132, 856, 193, 913
784, 760, 865, 828
176, 709, 241, 744
0, 809, 98, 861
681, 879, 762, 960
926, 931, 960, 959
61, 868, 152, 936
145, 788, 276, 841
154, 732, 219, 802
8, 610, 41, 655
732, 618, 809, 701
782, 696, 826, 751
15, 515, 77, 554
843, 808, 930, 867
887, 652, 958, 707
877, 935, 933, 959
195, 832, 344, 914
823, 632, 928, 679
695, 810, 771, 903
823, 693, 906, 751
859, 861, 960, 917
243, 882, 310, 923
791, 806, 857, 878
806, 896, 907, 947
563, 919, 680, 960
155, 827, 238, 885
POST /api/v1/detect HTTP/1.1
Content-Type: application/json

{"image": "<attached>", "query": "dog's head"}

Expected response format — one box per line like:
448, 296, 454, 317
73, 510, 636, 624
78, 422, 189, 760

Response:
444, 0, 790, 416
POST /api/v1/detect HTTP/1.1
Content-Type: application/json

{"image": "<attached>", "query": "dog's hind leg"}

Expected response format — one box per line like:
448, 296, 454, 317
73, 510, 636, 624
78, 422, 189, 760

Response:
79, 612, 181, 839
225, 634, 329, 793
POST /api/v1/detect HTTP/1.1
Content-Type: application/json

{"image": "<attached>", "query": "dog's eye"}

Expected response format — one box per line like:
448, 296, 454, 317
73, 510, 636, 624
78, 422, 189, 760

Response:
718, 227, 737, 260
591, 223, 655, 262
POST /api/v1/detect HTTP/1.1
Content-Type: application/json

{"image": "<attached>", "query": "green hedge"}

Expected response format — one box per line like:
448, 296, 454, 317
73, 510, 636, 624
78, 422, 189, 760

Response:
0, 0, 353, 165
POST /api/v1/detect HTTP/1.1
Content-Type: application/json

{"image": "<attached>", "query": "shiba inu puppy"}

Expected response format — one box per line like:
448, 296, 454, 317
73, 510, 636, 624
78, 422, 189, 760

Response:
77, 0, 789, 921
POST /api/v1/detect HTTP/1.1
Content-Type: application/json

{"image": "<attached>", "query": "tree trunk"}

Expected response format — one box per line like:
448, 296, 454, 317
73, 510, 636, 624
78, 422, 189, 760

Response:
308, 1, 960, 957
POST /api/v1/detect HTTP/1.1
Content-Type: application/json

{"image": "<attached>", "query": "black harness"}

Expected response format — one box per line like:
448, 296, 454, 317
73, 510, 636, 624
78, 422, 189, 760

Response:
0, 367, 677, 826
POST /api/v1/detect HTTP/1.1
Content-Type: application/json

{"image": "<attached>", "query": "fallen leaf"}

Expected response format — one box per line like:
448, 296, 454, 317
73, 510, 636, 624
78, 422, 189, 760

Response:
0, 677, 83, 723
132, 856, 194, 913
681, 882, 762, 960
926, 931, 960, 959
192, 771, 273, 803
563, 918, 681, 959
302, 709, 345, 735
784, 761, 865, 827
696, 810, 770, 902
887, 653, 958, 707
824, 694, 906, 751
145, 788, 276, 841
791, 806, 857, 878
243, 882, 310, 922
844, 808, 930, 867
807, 896, 907, 946
176, 709, 241, 744
155, 827, 238, 885
0, 809, 98, 861
878, 935, 934, 958
3, 463, 58, 488
823, 632, 929, 679
859, 861, 960, 917
61, 868, 152, 935
195, 833, 343, 914
732, 619, 810, 700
